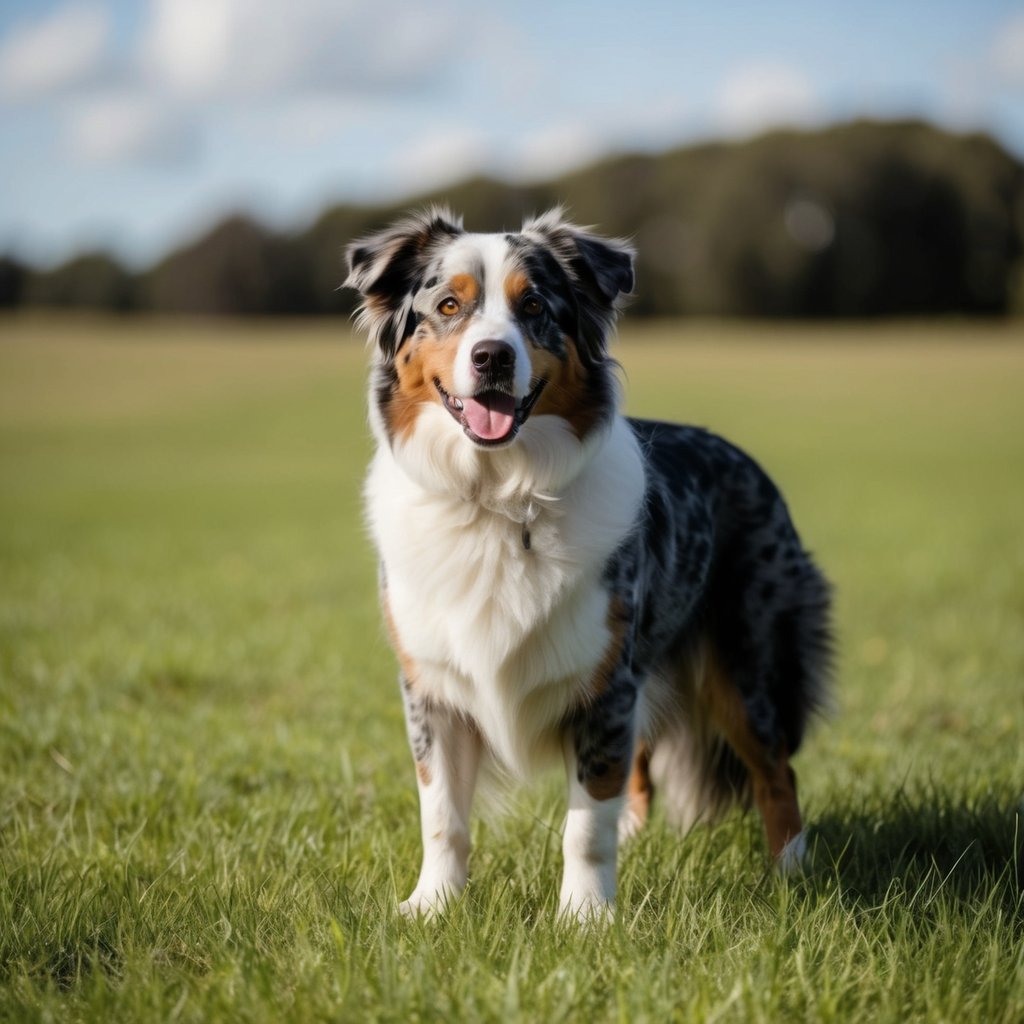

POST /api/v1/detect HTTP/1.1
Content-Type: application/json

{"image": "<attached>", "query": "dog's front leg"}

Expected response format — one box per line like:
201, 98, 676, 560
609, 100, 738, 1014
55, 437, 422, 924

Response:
399, 676, 482, 918
560, 660, 639, 921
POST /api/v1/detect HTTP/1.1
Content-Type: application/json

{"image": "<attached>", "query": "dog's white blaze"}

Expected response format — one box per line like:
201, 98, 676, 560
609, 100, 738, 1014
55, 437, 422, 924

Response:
443, 235, 533, 399
367, 414, 645, 777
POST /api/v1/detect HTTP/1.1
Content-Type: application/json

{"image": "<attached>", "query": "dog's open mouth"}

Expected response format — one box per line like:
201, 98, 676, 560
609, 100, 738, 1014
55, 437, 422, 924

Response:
435, 379, 547, 446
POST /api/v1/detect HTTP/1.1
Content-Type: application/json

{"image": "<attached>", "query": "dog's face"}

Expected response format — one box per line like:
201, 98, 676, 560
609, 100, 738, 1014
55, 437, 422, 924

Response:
346, 208, 634, 453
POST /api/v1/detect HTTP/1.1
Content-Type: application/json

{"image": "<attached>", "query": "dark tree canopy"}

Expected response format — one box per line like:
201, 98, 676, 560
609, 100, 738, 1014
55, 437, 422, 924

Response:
6, 120, 1024, 319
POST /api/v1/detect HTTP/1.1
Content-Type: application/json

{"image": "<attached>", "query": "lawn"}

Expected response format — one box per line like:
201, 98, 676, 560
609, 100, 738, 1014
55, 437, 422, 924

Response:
1, 314, 1022, 1022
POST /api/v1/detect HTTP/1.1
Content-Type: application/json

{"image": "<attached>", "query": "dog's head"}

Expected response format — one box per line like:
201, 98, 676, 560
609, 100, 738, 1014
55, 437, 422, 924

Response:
346, 208, 633, 456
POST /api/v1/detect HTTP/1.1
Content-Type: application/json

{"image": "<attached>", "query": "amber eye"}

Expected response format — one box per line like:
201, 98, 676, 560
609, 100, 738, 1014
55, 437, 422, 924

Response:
438, 297, 460, 316
521, 294, 544, 317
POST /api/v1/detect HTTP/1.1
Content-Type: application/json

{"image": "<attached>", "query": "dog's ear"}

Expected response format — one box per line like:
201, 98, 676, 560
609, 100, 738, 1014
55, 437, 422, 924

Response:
345, 207, 464, 359
522, 208, 634, 362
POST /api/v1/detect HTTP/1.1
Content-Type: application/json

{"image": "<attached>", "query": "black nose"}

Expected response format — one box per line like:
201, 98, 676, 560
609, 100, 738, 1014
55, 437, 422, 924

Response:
471, 339, 515, 374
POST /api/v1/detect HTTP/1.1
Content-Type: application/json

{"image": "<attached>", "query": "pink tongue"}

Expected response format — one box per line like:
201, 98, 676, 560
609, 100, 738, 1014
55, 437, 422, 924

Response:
462, 392, 516, 441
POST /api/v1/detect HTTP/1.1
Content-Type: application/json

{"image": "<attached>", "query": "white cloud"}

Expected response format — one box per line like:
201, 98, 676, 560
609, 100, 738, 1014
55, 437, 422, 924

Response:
992, 11, 1024, 88
137, 0, 462, 100
0, 0, 430, 104
504, 123, 607, 182
716, 62, 821, 136
0, 1, 111, 99
67, 94, 198, 165
137, 0, 232, 98
390, 131, 491, 194
0, 0, 480, 169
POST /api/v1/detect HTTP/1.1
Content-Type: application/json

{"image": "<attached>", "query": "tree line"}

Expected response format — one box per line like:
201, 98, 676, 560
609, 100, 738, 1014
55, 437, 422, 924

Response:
2, 120, 1022, 318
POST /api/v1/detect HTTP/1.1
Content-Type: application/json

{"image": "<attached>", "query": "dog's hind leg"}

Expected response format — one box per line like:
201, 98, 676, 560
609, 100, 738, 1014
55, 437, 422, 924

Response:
618, 742, 652, 844
701, 652, 806, 870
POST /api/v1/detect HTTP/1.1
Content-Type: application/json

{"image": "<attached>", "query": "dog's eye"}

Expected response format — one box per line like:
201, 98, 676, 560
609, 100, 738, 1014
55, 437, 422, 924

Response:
521, 294, 544, 317
438, 298, 460, 316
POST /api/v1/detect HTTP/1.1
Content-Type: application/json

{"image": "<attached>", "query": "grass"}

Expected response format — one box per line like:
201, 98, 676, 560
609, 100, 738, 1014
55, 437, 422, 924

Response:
1, 313, 1022, 1022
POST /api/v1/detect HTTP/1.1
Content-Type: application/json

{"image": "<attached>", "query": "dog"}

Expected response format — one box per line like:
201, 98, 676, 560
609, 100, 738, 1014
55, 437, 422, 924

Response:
345, 208, 832, 919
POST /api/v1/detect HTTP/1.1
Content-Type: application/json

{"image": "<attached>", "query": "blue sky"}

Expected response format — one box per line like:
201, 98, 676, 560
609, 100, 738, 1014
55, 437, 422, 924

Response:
2, 0, 1023, 267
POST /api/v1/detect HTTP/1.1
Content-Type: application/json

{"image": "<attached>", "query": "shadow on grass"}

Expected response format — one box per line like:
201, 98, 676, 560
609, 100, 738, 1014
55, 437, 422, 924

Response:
807, 787, 1024, 917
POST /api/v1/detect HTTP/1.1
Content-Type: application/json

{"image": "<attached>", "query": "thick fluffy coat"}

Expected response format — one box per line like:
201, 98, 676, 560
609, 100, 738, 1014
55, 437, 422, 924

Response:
347, 209, 832, 918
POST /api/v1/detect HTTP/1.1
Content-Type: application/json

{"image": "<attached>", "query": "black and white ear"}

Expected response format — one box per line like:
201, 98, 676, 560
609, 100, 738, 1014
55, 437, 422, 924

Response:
522, 208, 635, 360
345, 207, 463, 359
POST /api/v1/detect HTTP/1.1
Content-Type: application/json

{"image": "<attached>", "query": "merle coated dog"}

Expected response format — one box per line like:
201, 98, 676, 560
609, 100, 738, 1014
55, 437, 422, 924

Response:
347, 208, 832, 919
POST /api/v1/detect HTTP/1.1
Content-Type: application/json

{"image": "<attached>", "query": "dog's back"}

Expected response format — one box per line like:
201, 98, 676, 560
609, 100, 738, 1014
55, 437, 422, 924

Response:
616, 420, 832, 840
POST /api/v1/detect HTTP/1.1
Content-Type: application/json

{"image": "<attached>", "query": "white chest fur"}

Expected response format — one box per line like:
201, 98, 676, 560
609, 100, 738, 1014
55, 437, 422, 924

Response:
366, 413, 645, 774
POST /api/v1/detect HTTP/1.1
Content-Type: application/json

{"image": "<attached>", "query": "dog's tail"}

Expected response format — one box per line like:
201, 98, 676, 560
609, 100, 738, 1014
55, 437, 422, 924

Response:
647, 715, 752, 832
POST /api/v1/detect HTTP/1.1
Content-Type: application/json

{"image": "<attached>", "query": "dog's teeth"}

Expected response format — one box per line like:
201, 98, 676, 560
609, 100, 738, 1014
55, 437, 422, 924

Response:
453, 399, 464, 410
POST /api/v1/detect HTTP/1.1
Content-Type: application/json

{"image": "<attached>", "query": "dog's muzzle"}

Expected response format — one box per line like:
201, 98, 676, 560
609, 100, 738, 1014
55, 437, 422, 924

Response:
435, 379, 547, 446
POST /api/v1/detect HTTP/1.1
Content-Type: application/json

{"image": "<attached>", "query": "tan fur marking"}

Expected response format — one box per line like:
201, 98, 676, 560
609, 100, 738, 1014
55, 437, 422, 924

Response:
626, 743, 653, 827
449, 273, 479, 306
503, 270, 530, 307
382, 589, 419, 686
384, 591, 432, 787
588, 596, 629, 699
384, 325, 464, 441
701, 649, 803, 857
529, 337, 606, 440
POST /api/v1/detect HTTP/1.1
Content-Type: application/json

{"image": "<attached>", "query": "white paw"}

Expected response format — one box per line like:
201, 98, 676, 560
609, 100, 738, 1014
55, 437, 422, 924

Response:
776, 830, 809, 876
398, 883, 462, 920
558, 891, 615, 925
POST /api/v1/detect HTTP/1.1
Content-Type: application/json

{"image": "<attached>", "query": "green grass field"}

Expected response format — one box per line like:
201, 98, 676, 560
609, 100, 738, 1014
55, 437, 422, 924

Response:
1, 315, 1023, 1022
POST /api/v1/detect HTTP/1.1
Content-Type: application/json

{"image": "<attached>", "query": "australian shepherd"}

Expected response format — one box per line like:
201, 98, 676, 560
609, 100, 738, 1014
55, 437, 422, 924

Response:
346, 208, 832, 919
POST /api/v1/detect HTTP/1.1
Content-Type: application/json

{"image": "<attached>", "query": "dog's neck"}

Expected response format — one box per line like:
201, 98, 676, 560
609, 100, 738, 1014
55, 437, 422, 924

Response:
381, 406, 610, 526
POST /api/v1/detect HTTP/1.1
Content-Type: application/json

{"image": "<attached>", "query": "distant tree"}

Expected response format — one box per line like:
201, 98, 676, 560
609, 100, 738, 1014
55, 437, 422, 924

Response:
304, 121, 1023, 319
0, 255, 27, 307
4, 120, 1023, 318
24, 252, 135, 310
143, 215, 318, 315
612, 121, 1023, 317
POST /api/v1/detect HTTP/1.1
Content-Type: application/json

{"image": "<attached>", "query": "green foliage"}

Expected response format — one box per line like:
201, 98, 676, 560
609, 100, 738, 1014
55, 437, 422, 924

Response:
7, 120, 1024, 318
1, 316, 1023, 1022
24, 252, 136, 311
0, 256, 27, 308
141, 216, 320, 315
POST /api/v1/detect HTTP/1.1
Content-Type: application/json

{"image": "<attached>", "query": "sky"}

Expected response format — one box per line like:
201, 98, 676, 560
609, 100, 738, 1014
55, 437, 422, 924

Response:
1, 0, 1023, 268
